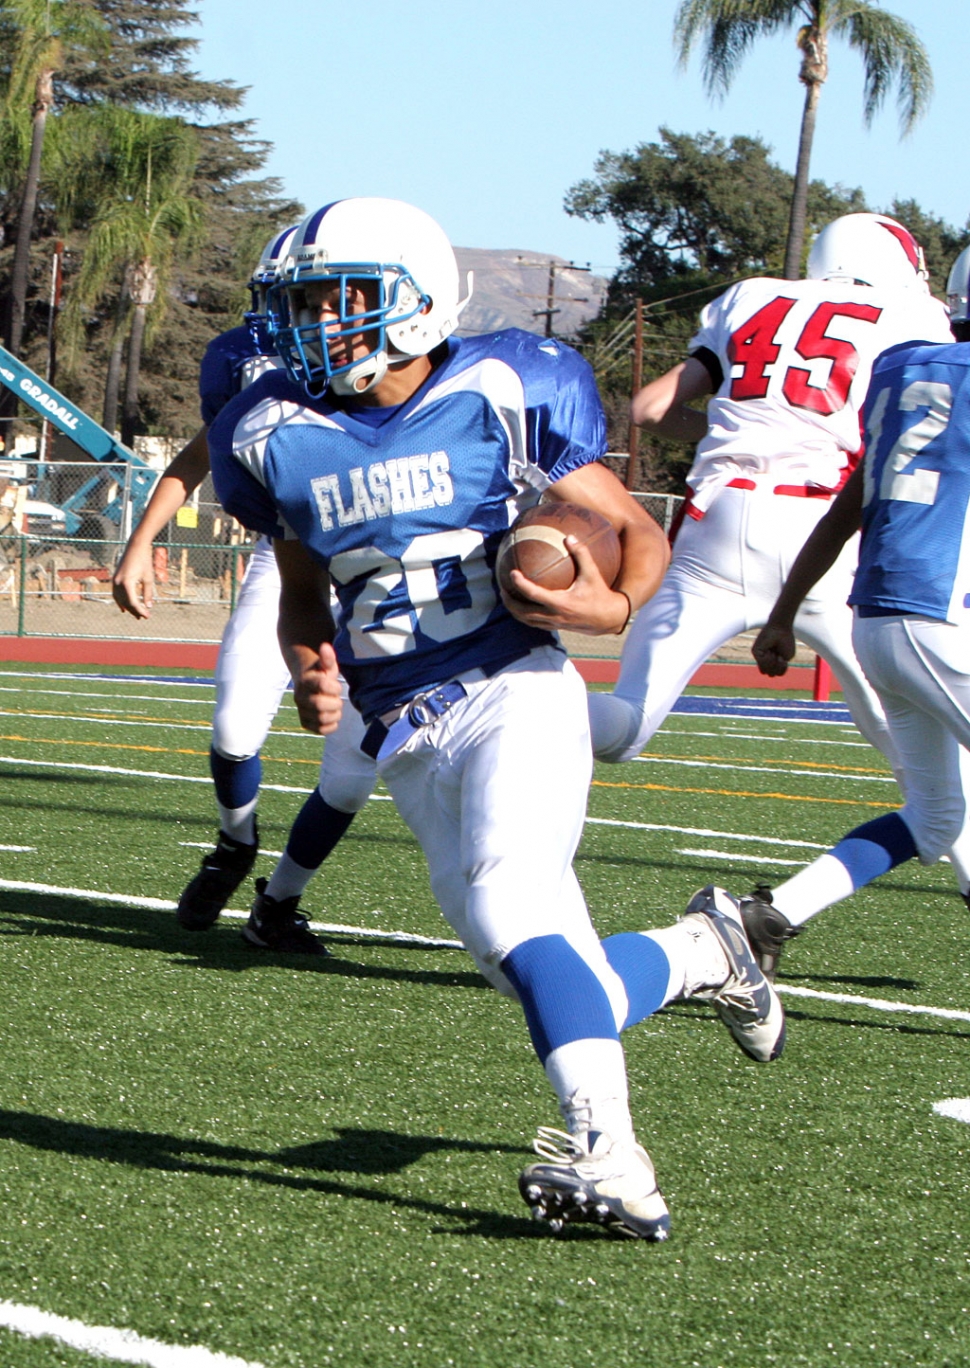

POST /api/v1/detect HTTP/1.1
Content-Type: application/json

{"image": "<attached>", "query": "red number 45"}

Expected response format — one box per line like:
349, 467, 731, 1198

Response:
728, 297, 883, 415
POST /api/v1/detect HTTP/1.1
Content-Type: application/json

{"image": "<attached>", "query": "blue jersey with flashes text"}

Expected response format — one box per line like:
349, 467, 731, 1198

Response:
208, 329, 608, 721
851, 340, 970, 623
198, 324, 281, 425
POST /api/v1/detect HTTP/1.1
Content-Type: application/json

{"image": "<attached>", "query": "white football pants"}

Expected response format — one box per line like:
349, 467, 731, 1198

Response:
589, 484, 899, 767
212, 535, 375, 814
378, 647, 630, 1030
853, 614, 970, 863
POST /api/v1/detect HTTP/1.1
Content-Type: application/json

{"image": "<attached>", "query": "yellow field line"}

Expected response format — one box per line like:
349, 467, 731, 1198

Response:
591, 778, 896, 809
0, 733, 320, 765
640, 751, 891, 776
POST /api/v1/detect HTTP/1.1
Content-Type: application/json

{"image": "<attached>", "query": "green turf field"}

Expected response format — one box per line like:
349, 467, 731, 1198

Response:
0, 664, 968, 1368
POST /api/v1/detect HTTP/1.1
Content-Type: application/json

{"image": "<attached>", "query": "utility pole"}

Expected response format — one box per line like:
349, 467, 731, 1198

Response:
626, 298, 643, 489
518, 257, 592, 338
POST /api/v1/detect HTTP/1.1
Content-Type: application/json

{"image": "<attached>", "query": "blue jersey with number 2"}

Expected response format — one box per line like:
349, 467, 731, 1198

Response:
851, 341, 970, 624
207, 329, 608, 721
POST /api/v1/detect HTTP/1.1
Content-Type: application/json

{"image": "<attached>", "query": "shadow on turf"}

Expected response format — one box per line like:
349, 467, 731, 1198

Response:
0, 1108, 572, 1240
0, 888, 487, 990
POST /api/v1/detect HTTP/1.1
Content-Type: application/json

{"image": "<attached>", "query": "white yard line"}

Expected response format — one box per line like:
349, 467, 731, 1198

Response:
0, 755, 310, 795
584, 816, 828, 849
0, 1298, 265, 1368
0, 878, 463, 949
631, 754, 895, 784
675, 847, 807, 866
3, 877, 968, 1021
776, 983, 970, 1025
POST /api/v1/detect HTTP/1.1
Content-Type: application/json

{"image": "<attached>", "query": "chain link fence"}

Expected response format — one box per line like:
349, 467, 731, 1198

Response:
0, 457, 683, 642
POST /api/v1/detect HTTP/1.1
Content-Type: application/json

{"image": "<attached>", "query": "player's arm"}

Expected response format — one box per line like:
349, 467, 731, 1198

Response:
752, 465, 865, 677
274, 537, 343, 736
112, 427, 211, 619
631, 356, 712, 443
503, 461, 671, 636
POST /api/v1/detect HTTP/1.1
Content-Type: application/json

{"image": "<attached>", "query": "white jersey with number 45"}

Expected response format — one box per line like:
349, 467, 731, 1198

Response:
686, 277, 952, 513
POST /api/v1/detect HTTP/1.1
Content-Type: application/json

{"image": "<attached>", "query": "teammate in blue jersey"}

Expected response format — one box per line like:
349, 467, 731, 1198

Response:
745, 327, 970, 967
112, 226, 376, 947
207, 196, 785, 1240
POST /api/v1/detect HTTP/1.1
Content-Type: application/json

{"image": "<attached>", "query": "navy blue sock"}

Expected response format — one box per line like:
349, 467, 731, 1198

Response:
209, 746, 261, 813
831, 812, 917, 889
501, 935, 619, 1061
286, 788, 356, 871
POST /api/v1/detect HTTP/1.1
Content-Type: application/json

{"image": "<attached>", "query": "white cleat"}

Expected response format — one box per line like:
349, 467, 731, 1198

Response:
518, 1127, 671, 1241
681, 884, 786, 1062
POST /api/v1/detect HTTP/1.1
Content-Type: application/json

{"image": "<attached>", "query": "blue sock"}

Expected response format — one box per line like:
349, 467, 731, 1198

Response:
209, 746, 261, 812
602, 932, 670, 1030
286, 788, 356, 871
831, 812, 917, 889
501, 935, 619, 1062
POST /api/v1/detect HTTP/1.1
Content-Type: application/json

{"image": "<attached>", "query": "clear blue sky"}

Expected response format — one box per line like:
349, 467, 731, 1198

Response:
194, 0, 966, 281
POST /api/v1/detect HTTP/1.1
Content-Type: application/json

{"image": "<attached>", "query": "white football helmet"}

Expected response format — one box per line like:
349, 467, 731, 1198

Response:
807, 213, 928, 292
271, 198, 473, 396
245, 224, 299, 348
946, 246, 970, 329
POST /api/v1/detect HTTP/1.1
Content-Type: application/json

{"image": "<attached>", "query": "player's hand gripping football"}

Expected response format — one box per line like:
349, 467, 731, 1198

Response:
293, 641, 344, 734
752, 622, 796, 677
502, 536, 631, 636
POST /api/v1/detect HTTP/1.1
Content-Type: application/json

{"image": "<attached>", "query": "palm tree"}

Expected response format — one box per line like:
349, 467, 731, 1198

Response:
673, 0, 933, 279
56, 106, 202, 440
0, 0, 106, 356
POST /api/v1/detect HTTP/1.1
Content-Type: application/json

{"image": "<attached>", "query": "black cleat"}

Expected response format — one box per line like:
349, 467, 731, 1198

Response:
739, 885, 800, 981
242, 877, 329, 956
177, 827, 258, 930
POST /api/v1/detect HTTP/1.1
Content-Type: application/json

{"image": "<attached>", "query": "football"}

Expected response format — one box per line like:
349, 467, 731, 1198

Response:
496, 502, 622, 601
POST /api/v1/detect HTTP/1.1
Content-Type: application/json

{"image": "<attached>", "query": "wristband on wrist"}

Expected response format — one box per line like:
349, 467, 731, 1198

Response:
614, 588, 633, 635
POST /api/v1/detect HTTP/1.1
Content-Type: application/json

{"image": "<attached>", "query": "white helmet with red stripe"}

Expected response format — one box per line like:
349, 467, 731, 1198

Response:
807, 213, 928, 292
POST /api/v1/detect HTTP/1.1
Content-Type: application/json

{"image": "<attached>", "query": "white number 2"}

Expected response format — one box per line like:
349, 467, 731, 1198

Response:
864, 380, 952, 508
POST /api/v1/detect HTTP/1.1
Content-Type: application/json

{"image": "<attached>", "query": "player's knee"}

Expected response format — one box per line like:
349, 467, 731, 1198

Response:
317, 772, 375, 813
211, 731, 260, 764
904, 799, 967, 864
588, 693, 647, 763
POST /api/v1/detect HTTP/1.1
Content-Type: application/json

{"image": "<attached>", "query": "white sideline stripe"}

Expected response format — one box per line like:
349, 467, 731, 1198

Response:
0, 670, 214, 690
3, 878, 968, 1013
776, 983, 970, 1024
584, 816, 828, 850
0, 1298, 266, 1368
0, 844, 34, 852
676, 847, 807, 867
632, 755, 895, 784
0, 879, 463, 949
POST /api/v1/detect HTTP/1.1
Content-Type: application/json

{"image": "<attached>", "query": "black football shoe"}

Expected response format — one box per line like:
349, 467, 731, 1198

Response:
242, 877, 329, 956
176, 826, 258, 930
739, 884, 800, 981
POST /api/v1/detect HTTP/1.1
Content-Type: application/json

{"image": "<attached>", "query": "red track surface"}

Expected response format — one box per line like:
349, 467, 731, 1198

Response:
0, 635, 835, 691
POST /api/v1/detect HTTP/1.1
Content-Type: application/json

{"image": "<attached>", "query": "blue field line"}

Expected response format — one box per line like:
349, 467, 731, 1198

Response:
671, 696, 853, 723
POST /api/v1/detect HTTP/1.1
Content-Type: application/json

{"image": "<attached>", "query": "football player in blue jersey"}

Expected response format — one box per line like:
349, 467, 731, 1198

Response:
207, 196, 785, 1240
745, 307, 970, 972
112, 226, 377, 946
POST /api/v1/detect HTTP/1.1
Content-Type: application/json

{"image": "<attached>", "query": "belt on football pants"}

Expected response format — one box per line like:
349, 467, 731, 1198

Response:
678, 478, 837, 525
361, 680, 469, 760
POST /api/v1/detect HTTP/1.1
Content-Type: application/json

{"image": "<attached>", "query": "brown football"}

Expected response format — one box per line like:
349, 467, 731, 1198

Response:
496, 502, 622, 601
